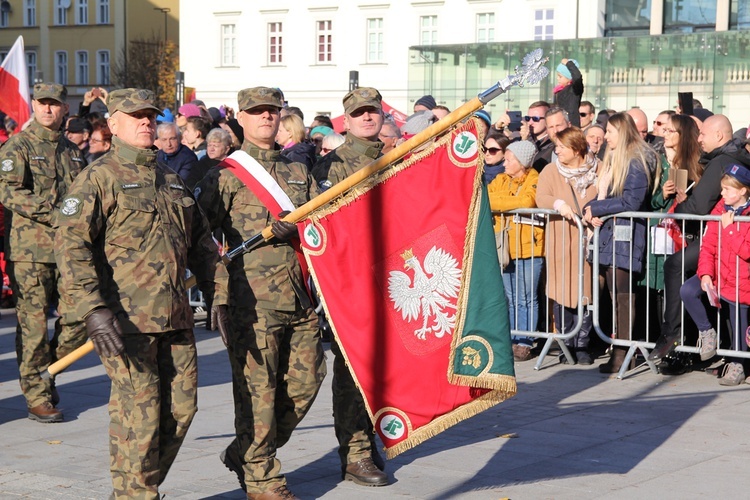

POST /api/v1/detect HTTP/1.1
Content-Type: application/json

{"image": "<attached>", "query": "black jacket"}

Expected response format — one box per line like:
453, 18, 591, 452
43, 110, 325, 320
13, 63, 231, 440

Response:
281, 142, 316, 172
553, 61, 584, 127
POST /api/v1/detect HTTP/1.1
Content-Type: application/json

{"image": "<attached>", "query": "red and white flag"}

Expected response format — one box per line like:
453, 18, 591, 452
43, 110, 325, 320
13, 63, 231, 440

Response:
0, 36, 31, 130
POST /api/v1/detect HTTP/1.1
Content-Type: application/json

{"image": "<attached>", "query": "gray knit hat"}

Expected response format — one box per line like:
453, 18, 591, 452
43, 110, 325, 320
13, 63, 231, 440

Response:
506, 140, 537, 168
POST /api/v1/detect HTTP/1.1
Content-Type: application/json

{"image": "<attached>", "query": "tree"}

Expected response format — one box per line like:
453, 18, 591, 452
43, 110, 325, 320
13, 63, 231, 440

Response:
112, 33, 179, 110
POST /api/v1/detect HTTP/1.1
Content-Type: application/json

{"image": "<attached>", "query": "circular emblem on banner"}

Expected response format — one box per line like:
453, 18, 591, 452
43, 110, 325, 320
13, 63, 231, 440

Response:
60, 197, 82, 216
302, 222, 326, 255
378, 413, 406, 440
1, 159, 14, 172
447, 129, 479, 168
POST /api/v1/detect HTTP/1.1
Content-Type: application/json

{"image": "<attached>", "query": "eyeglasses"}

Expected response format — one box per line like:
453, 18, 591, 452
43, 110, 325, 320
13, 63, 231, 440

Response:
579, 112, 589, 117
485, 147, 503, 155
653, 120, 665, 127
663, 128, 677, 135
524, 116, 543, 122
320, 147, 332, 154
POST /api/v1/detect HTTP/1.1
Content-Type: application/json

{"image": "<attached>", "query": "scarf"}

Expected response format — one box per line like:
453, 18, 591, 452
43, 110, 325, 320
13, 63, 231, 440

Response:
553, 83, 569, 94
556, 153, 598, 197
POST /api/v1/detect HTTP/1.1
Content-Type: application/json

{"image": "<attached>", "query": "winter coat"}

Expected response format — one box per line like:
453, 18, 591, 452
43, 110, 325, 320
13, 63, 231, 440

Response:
488, 168, 545, 259
585, 159, 650, 275
157, 144, 198, 182
535, 162, 597, 308
696, 201, 750, 305
553, 61, 584, 128
281, 142, 316, 171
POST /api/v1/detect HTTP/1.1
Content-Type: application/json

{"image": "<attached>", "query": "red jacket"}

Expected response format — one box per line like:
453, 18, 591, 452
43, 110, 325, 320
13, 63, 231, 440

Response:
696, 201, 750, 304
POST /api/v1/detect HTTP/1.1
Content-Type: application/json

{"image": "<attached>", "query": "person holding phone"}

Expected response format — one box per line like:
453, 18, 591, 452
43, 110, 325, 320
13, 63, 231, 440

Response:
78, 86, 109, 118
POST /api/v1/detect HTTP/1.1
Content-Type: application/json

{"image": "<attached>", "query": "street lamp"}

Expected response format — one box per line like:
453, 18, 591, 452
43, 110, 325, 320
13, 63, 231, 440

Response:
153, 7, 171, 44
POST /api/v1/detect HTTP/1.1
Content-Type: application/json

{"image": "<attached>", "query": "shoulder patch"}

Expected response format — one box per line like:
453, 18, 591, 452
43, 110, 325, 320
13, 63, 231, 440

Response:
1, 159, 14, 172
193, 187, 202, 199
60, 197, 83, 217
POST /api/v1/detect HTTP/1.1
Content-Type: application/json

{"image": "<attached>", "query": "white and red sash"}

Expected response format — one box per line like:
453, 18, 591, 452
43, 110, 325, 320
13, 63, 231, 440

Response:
220, 150, 311, 297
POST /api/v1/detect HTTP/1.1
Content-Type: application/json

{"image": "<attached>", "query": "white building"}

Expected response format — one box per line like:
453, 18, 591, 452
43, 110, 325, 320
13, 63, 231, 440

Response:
178, 0, 604, 122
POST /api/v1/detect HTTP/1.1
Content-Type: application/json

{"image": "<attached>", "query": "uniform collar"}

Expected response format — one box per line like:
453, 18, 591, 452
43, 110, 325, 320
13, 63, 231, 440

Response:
29, 120, 62, 141
241, 141, 281, 162
111, 136, 157, 167
344, 134, 383, 159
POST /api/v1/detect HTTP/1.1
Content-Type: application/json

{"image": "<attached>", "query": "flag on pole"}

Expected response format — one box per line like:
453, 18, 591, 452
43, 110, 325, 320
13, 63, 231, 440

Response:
0, 36, 31, 129
299, 117, 516, 458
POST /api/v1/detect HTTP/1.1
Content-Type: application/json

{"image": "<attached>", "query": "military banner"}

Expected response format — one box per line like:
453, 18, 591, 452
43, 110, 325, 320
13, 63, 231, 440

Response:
299, 117, 516, 458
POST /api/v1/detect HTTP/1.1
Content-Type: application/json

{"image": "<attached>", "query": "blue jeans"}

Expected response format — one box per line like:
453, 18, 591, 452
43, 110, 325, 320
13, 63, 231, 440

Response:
502, 257, 543, 346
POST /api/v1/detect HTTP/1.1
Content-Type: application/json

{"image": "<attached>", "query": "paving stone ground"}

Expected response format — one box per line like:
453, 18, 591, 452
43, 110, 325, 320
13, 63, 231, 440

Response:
1, 308, 748, 499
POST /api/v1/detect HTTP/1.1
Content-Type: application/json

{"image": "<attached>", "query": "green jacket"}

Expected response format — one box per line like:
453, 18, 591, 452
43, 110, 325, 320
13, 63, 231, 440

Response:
54, 136, 229, 334
0, 120, 85, 262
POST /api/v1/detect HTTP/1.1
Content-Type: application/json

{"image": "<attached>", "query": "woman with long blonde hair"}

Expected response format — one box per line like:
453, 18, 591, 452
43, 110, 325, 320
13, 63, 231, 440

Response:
584, 112, 653, 373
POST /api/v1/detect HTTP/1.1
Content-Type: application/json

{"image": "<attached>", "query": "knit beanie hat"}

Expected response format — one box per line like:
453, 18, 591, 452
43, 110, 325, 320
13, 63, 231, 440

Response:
414, 95, 437, 110
401, 110, 435, 135
506, 140, 536, 168
556, 59, 579, 80
473, 109, 492, 127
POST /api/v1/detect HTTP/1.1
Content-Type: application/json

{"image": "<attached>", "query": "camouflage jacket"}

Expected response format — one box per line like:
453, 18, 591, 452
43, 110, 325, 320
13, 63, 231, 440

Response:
312, 134, 383, 189
196, 141, 318, 312
0, 120, 86, 262
54, 136, 229, 334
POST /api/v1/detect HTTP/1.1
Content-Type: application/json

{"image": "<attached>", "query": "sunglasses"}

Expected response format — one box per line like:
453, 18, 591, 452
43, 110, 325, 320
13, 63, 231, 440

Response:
524, 116, 543, 122
486, 147, 503, 155
653, 120, 666, 126
320, 147, 332, 154
579, 112, 590, 117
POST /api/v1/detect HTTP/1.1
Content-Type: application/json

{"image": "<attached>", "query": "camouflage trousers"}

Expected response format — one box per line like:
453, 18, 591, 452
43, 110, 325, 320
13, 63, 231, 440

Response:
226, 306, 326, 495
331, 339, 377, 465
9, 260, 87, 408
100, 329, 198, 500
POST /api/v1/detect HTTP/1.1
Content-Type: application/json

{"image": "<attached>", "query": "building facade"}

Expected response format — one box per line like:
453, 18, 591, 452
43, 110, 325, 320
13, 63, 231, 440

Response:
0, 0, 179, 108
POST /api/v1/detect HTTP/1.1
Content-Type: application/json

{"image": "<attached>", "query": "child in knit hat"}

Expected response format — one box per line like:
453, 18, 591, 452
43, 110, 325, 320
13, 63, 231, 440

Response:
554, 58, 584, 128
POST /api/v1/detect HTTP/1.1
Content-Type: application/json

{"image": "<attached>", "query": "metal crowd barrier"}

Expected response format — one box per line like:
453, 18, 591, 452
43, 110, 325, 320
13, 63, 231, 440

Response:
591, 211, 750, 379
494, 208, 589, 370
493, 208, 750, 379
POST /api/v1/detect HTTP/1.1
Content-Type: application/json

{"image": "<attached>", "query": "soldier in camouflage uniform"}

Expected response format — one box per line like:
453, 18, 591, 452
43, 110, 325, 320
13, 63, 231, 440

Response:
54, 88, 230, 500
0, 83, 87, 423
196, 87, 326, 500
311, 88, 390, 487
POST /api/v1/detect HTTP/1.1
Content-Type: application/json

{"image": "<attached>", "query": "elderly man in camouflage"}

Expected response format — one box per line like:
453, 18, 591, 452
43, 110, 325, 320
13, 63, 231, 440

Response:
0, 83, 87, 423
312, 88, 390, 487
54, 88, 230, 500
196, 87, 326, 500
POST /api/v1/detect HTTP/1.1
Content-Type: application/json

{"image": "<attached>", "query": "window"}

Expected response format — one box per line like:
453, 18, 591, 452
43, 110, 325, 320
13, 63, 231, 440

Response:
0, 51, 7, 64
97, 49, 110, 85
221, 24, 237, 66
476, 13, 495, 43
55, 51, 68, 85
76, 50, 88, 85
1, 8, 8, 28
26, 51, 37, 80
25, 0, 36, 27
366, 18, 384, 63
731, 0, 750, 30
55, 0, 68, 25
420, 15, 438, 45
97, 0, 109, 24
664, 0, 716, 33
267, 22, 282, 64
316, 20, 332, 63
533, 9, 554, 40
77, 0, 89, 25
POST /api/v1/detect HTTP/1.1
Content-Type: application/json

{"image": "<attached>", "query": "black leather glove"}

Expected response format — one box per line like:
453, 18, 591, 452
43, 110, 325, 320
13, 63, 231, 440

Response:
271, 211, 298, 241
211, 305, 230, 347
85, 308, 125, 358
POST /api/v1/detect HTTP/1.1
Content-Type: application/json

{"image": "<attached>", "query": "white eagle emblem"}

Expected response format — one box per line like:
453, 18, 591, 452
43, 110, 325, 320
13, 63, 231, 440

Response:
388, 246, 461, 340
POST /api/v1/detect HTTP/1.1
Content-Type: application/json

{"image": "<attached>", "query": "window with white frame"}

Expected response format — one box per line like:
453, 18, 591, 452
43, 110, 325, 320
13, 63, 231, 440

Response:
55, 51, 68, 85
25, 0, 36, 27
97, 0, 109, 24
476, 13, 495, 43
77, 0, 89, 25
221, 24, 237, 66
366, 18, 384, 63
55, 0, 68, 25
420, 15, 438, 45
26, 51, 37, 80
534, 9, 554, 40
76, 50, 88, 85
267, 22, 282, 64
316, 20, 332, 63
97, 49, 110, 85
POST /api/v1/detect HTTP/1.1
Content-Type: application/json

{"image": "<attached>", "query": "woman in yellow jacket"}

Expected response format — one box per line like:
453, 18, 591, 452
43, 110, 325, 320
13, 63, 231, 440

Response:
488, 140, 545, 361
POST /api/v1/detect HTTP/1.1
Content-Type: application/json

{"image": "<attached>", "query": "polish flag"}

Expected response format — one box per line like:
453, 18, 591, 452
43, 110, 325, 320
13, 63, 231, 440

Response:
0, 36, 31, 130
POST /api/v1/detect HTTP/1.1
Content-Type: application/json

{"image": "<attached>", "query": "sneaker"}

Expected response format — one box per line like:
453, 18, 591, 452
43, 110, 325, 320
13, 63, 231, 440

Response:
512, 344, 533, 362
719, 362, 745, 386
697, 328, 717, 361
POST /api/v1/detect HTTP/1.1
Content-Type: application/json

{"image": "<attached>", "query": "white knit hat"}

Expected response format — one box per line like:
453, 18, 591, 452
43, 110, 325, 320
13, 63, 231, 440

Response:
506, 140, 537, 168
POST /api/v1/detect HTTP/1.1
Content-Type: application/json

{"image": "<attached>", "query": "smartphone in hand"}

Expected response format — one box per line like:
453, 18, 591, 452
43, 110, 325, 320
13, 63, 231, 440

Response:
507, 111, 523, 132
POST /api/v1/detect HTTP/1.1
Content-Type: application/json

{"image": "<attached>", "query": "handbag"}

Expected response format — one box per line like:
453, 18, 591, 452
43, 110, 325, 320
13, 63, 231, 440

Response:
495, 216, 511, 269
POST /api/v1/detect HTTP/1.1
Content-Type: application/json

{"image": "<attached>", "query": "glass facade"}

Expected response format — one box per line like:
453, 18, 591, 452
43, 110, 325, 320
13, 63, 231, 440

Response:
408, 30, 750, 133
664, 0, 716, 33
605, 0, 652, 36
731, 0, 750, 30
